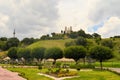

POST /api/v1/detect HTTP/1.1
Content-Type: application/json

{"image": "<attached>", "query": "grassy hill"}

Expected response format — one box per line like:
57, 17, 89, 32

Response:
28, 38, 120, 61
28, 39, 74, 50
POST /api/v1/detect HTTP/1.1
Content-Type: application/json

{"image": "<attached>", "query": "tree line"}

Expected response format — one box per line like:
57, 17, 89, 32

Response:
0, 37, 39, 51
7, 37, 114, 70
40, 29, 101, 40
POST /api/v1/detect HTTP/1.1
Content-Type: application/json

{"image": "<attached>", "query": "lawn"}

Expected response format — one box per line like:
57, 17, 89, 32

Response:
7, 68, 53, 80
7, 68, 120, 80
94, 61, 120, 68
65, 70, 120, 80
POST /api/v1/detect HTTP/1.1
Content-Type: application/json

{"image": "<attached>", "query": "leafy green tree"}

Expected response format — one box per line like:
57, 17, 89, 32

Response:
78, 29, 86, 37
90, 46, 113, 70
7, 47, 18, 60
6, 37, 19, 50
21, 38, 34, 45
101, 39, 113, 48
75, 37, 87, 46
31, 47, 46, 62
65, 41, 76, 47
68, 32, 78, 39
17, 48, 31, 63
92, 33, 101, 38
45, 47, 63, 64
0, 41, 7, 51
0, 37, 7, 41
64, 46, 87, 64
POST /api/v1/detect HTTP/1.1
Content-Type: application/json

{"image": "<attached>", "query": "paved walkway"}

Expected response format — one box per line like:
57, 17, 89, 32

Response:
108, 68, 120, 74
0, 66, 26, 80
39, 73, 79, 80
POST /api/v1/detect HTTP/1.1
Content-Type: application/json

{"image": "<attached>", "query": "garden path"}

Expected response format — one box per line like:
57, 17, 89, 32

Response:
0, 66, 26, 80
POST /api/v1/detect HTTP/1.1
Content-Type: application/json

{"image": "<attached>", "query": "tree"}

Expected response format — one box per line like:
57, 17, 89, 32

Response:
77, 29, 86, 37
75, 37, 87, 46
17, 48, 31, 63
7, 47, 18, 60
31, 47, 46, 62
92, 33, 101, 38
44, 47, 63, 64
65, 41, 76, 47
21, 38, 34, 45
6, 37, 19, 50
101, 39, 113, 48
90, 46, 113, 70
68, 32, 78, 39
64, 46, 87, 64
0, 37, 7, 41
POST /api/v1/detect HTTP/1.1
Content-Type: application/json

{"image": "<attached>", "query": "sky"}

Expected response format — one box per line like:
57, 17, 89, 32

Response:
0, 0, 120, 40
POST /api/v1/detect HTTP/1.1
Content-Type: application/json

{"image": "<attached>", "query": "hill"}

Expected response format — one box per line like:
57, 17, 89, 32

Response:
28, 39, 74, 50
28, 38, 120, 61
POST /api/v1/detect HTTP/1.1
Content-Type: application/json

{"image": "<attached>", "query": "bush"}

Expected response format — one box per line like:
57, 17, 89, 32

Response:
70, 64, 95, 69
58, 71, 77, 77
55, 62, 62, 68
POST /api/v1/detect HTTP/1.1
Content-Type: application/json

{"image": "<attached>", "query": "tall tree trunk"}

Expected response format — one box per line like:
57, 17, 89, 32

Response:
53, 59, 56, 65
100, 60, 103, 70
83, 58, 85, 65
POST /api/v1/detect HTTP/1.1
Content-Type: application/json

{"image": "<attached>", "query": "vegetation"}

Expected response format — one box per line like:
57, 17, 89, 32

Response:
7, 67, 120, 80
7, 47, 18, 60
45, 47, 63, 64
31, 47, 46, 62
90, 46, 113, 70
64, 46, 86, 64
7, 68, 52, 80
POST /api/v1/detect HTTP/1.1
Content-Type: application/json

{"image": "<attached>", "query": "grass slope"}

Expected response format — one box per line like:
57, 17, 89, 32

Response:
28, 39, 73, 50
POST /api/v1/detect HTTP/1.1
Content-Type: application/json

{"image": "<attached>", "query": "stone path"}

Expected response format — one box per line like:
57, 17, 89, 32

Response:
39, 73, 79, 80
0, 66, 26, 80
108, 68, 120, 74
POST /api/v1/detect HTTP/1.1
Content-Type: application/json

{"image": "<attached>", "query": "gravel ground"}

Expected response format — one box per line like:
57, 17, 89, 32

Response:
0, 66, 26, 80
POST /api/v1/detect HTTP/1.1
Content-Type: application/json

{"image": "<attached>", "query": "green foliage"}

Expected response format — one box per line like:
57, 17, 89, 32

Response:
17, 48, 31, 60
64, 46, 87, 63
45, 47, 63, 64
70, 64, 95, 69
75, 37, 87, 46
6, 37, 19, 50
31, 47, 46, 60
65, 41, 76, 47
21, 38, 34, 45
101, 39, 114, 48
90, 46, 113, 69
0, 37, 7, 41
7, 47, 18, 59
0, 41, 7, 51
77, 29, 86, 37
90, 46, 113, 61
92, 33, 101, 38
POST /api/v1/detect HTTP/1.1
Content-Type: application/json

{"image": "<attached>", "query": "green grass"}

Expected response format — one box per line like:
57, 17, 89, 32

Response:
7, 68, 120, 80
7, 68, 53, 80
94, 61, 120, 68
28, 39, 73, 50
65, 70, 120, 80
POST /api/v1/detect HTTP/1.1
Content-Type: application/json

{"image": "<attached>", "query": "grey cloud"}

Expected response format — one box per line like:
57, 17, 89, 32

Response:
89, 0, 120, 22
0, 0, 59, 39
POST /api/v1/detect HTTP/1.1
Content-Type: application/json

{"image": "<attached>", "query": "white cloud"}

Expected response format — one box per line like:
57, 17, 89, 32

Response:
97, 17, 120, 37
0, 0, 59, 39
0, 0, 120, 39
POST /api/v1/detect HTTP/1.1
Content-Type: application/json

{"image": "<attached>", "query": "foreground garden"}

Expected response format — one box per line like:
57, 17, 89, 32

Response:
6, 67, 120, 80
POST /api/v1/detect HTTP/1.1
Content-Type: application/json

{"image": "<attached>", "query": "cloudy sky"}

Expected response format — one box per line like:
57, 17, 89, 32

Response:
0, 0, 120, 39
